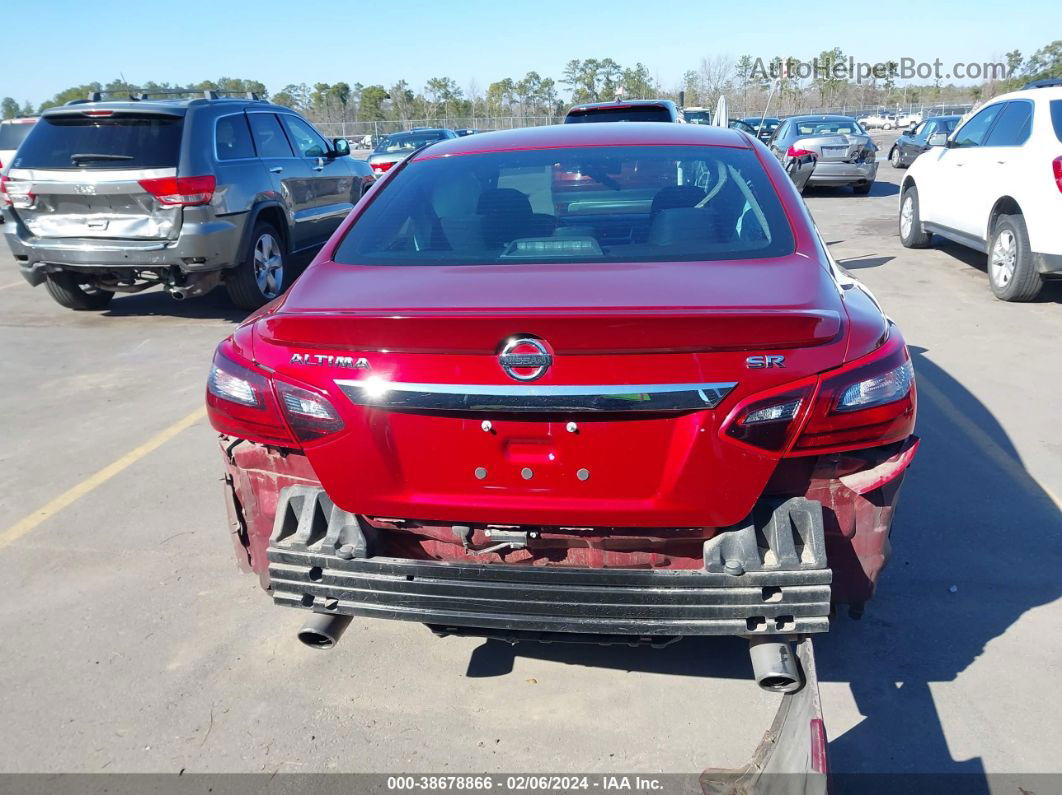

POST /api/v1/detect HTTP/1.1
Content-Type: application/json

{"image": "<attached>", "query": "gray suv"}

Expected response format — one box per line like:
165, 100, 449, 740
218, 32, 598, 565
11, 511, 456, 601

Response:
1, 91, 374, 310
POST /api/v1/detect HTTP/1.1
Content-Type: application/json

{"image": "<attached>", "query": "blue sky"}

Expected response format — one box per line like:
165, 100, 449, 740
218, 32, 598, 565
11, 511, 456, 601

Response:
4, 0, 1059, 104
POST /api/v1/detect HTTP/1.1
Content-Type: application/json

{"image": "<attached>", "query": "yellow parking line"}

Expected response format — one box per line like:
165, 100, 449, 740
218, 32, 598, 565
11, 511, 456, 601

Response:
917, 377, 1062, 510
0, 281, 25, 291
0, 407, 207, 552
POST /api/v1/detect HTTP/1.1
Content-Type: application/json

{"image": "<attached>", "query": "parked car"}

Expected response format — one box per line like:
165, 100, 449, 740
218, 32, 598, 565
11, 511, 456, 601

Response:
740, 116, 781, 142
368, 128, 458, 174
888, 116, 962, 168
767, 115, 877, 194
728, 118, 758, 135
683, 107, 712, 125
205, 123, 918, 659
858, 112, 899, 130
899, 83, 1062, 301
1, 92, 373, 311
896, 112, 923, 128
564, 99, 682, 123
0, 117, 37, 173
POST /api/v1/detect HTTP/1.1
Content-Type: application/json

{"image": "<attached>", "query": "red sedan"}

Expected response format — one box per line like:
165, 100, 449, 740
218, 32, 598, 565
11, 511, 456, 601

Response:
205, 123, 917, 682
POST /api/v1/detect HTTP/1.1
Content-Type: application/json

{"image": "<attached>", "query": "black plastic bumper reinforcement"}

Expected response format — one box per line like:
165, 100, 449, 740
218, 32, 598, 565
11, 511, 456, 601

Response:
266, 489, 832, 636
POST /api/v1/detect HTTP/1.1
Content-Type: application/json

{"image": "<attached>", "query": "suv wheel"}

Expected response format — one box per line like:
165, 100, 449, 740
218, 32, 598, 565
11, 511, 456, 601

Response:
227, 222, 286, 310
853, 180, 873, 195
988, 214, 1043, 302
44, 272, 114, 311
890, 148, 904, 168
899, 186, 932, 248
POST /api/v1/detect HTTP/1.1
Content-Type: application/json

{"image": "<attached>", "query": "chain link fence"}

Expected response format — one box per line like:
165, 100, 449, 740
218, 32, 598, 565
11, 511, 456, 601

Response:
316, 103, 976, 145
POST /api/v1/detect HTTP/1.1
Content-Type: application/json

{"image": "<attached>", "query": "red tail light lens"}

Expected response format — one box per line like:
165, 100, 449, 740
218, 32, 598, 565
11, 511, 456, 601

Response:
791, 333, 916, 455
723, 382, 816, 453
138, 175, 216, 206
721, 331, 916, 456
275, 381, 345, 442
206, 344, 346, 447
370, 161, 395, 173
207, 348, 297, 447
787, 146, 815, 158
1053, 156, 1062, 194
1, 176, 34, 208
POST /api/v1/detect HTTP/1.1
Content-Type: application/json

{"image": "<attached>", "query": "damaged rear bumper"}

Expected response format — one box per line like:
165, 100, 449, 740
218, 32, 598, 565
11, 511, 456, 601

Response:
265, 491, 833, 637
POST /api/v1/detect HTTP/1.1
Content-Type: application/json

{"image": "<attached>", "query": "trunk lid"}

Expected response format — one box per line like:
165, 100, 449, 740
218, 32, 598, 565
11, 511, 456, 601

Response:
253, 259, 849, 528
5, 110, 184, 240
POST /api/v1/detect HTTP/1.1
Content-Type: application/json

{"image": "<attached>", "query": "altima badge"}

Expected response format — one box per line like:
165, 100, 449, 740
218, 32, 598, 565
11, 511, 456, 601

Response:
291, 353, 370, 369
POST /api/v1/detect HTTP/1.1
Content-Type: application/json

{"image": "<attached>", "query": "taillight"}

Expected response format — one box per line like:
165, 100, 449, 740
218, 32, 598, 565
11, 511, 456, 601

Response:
138, 175, 216, 206
206, 344, 345, 447
371, 161, 394, 173
791, 332, 916, 455
721, 331, 916, 456
724, 382, 815, 453
787, 146, 815, 158
1053, 156, 1062, 194
275, 381, 344, 442
1, 176, 34, 208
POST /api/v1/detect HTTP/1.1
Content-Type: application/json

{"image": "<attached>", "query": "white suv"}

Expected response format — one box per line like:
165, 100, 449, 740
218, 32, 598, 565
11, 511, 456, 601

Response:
898, 81, 1062, 301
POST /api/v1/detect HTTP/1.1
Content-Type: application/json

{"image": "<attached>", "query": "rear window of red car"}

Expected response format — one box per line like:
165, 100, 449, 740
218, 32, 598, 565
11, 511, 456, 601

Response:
333, 145, 795, 266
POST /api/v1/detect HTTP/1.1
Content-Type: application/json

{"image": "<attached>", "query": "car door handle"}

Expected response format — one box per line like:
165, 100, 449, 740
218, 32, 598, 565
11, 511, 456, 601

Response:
269, 166, 283, 174
313, 157, 325, 172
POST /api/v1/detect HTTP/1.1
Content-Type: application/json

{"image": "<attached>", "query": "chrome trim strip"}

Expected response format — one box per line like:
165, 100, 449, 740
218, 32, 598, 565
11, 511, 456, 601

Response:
335, 380, 737, 413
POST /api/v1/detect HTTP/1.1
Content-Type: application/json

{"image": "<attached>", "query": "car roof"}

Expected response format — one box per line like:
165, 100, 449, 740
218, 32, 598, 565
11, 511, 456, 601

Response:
412, 122, 751, 159
384, 128, 450, 136
39, 97, 276, 117
786, 115, 857, 122
984, 84, 1062, 104
568, 99, 677, 110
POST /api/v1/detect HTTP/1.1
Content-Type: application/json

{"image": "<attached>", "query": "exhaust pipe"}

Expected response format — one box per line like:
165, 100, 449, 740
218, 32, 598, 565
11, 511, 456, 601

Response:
748, 636, 803, 693
297, 612, 352, 650
170, 289, 187, 300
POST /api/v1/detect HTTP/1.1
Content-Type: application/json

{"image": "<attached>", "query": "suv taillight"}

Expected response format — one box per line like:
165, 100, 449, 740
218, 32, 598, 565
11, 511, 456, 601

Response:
206, 343, 345, 447
1053, 156, 1062, 194
371, 161, 394, 173
721, 331, 916, 456
0, 175, 9, 206
139, 175, 216, 206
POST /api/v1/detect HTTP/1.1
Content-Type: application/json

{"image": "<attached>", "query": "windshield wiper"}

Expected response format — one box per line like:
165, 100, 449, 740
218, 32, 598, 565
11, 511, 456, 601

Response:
70, 153, 135, 164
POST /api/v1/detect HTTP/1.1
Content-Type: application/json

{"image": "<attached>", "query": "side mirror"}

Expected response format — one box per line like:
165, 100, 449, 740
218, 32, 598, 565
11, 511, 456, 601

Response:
332, 137, 351, 157
902, 129, 914, 136
927, 132, 948, 147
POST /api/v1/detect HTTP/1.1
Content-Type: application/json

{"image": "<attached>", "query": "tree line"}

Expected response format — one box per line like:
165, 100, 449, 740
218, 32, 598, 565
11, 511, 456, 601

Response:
3, 40, 1058, 124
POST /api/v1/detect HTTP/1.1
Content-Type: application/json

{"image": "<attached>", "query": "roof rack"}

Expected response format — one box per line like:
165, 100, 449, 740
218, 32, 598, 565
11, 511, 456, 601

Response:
1022, 77, 1062, 90
64, 88, 263, 106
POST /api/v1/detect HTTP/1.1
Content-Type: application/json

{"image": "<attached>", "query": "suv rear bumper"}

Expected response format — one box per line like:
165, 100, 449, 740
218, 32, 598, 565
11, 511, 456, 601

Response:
265, 492, 833, 637
4, 212, 245, 286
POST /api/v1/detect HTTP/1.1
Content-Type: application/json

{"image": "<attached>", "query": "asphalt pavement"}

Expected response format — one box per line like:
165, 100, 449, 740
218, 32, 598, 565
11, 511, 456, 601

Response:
0, 140, 1060, 780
